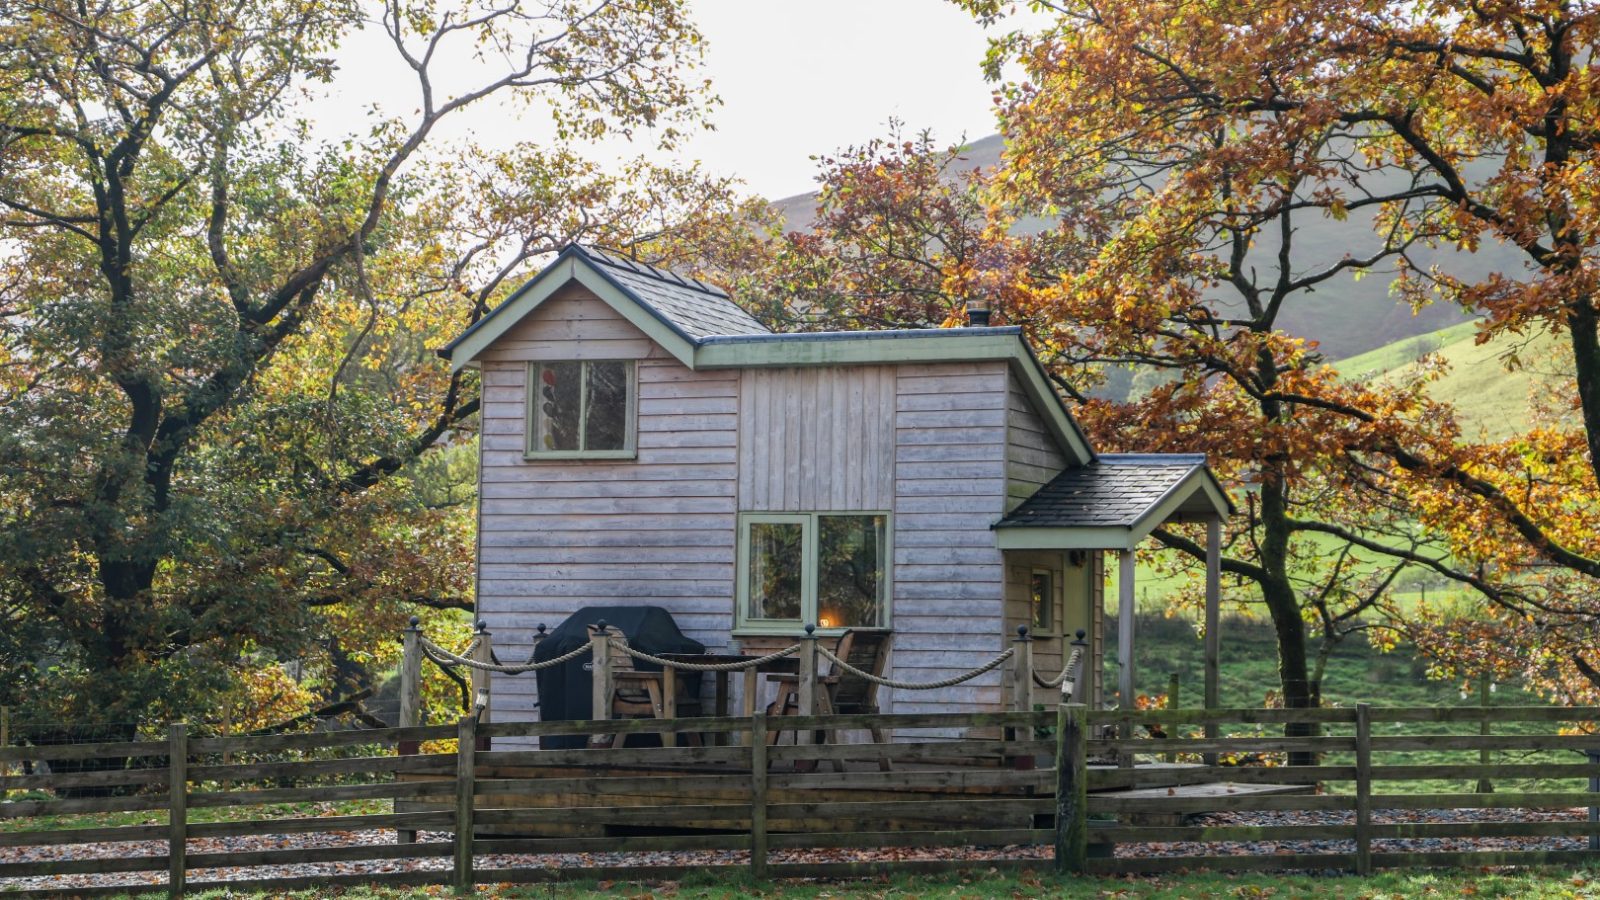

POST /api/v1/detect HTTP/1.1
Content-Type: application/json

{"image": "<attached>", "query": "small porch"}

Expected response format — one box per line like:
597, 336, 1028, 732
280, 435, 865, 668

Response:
994, 453, 1234, 716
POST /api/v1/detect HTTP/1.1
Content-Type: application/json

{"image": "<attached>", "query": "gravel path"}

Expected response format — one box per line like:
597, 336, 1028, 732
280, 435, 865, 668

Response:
3, 808, 1592, 893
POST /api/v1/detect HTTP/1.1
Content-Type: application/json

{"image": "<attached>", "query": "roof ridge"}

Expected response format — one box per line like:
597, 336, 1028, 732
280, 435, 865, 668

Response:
579, 243, 729, 299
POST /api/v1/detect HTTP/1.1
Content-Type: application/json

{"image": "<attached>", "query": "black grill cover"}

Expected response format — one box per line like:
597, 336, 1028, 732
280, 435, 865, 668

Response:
533, 605, 705, 749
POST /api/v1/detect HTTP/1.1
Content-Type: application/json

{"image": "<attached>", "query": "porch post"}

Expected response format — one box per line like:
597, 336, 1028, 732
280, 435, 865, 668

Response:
1204, 515, 1221, 734
1117, 548, 1136, 712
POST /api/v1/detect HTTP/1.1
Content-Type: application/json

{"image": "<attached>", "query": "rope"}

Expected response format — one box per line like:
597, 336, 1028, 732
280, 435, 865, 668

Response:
609, 641, 803, 672
1033, 646, 1086, 689
420, 636, 589, 674
816, 646, 1014, 690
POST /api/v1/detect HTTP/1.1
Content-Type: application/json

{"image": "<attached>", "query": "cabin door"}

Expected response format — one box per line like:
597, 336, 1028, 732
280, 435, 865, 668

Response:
1004, 550, 1096, 705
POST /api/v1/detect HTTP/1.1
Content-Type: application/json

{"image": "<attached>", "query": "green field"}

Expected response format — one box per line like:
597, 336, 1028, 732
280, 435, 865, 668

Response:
1333, 319, 1571, 440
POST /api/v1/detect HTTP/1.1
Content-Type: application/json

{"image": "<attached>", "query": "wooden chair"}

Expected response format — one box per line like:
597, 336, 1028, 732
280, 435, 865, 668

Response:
588, 626, 702, 748
767, 629, 891, 769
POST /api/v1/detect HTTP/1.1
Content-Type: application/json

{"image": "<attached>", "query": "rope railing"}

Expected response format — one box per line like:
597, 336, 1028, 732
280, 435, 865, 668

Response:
419, 635, 590, 674
817, 645, 1015, 691
1033, 646, 1086, 690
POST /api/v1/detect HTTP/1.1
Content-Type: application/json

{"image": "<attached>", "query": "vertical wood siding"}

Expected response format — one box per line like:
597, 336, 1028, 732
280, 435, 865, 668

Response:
1005, 374, 1068, 512
737, 366, 896, 511
476, 286, 738, 725
890, 362, 1011, 715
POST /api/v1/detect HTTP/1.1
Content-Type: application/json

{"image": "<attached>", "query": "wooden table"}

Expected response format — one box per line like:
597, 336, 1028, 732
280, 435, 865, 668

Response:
658, 653, 800, 745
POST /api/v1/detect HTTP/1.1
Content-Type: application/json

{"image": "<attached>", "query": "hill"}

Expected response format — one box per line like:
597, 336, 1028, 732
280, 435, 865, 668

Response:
770, 134, 1514, 361
1332, 320, 1572, 441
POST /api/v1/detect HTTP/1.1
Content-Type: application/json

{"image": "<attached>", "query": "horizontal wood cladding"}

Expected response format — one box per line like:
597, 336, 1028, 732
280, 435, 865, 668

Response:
474, 290, 740, 725
737, 365, 896, 512
889, 362, 1009, 717
1005, 374, 1068, 512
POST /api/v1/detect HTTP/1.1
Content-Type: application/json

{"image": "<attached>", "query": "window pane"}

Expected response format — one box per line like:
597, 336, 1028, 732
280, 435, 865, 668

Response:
534, 362, 580, 451
584, 361, 630, 451
748, 522, 803, 621
817, 515, 886, 628
1030, 571, 1052, 630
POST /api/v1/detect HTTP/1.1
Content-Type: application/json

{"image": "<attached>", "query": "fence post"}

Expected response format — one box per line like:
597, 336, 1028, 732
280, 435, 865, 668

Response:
167, 722, 187, 899
1165, 673, 1181, 764
590, 621, 612, 723
750, 712, 769, 880
1587, 749, 1599, 852
1354, 703, 1372, 876
1476, 673, 1493, 793
0, 706, 9, 781
1012, 626, 1034, 713
797, 624, 818, 748
1054, 702, 1087, 875
453, 714, 477, 894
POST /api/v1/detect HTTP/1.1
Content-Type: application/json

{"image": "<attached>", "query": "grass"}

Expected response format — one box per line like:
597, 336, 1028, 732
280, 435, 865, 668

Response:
85, 867, 1600, 898
1114, 613, 1582, 795
1332, 318, 1572, 440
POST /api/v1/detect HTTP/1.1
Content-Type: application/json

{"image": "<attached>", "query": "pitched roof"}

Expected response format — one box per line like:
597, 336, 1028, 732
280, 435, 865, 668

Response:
996, 454, 1232, 533
577, 245, 769, 340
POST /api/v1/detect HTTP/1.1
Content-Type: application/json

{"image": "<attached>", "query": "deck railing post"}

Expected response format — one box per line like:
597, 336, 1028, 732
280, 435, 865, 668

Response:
471, 620, 493, 727
454, 714, 477, 894
1354, 703, 1372, 876
167, 722, 187, 899
1054, 702, 1087, 875
750, 712, 769, 879
797, 624, 818, 748
1011, 625, 1034, 713
590, 621, 613, 723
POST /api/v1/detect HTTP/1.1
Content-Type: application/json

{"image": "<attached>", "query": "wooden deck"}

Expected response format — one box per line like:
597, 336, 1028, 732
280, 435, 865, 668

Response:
398, 745, 1313, 838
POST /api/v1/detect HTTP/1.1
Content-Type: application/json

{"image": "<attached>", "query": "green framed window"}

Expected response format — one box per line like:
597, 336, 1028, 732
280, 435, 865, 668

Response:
525, 360, 636, 459
1029, 568, 1053, 631
736, 512, 890, 633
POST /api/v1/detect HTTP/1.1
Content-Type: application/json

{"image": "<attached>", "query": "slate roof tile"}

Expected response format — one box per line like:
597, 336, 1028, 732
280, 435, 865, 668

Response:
997, 454, 1210, 529
580, 245, 768, 340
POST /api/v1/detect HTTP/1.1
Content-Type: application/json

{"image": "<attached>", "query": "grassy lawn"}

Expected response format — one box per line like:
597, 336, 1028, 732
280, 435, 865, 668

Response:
86, 868, 1600, 899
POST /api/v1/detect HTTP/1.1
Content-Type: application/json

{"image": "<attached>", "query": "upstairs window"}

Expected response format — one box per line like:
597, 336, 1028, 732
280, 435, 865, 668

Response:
738, 512, 890, 633
525, 360, 636, 459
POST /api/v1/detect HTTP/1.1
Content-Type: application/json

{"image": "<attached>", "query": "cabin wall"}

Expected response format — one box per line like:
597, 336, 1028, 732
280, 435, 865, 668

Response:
475, 285, 739, 725
736, 366, 896, 511
890, 361, 1011, 715
1005, 372, 1068, 513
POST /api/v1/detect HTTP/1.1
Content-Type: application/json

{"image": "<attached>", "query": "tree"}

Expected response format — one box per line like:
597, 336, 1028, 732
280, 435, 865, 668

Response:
958, 0, 1600, 703
0, 0, 722, 726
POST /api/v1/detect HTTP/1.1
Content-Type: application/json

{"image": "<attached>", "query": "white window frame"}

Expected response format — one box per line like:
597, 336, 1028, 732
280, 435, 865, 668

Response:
524, 360, 637, 460
735, 511, 892, 636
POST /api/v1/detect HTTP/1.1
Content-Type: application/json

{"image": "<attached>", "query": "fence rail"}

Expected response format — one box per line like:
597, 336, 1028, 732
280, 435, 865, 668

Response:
1, 705, 1599, 895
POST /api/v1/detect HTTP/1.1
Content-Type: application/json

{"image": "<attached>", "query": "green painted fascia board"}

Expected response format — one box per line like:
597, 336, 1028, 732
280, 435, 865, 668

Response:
1124, 467, 1232, 544
994, 526, 1136, 551
692, 331, 1022, 368
444, 254, 698, 372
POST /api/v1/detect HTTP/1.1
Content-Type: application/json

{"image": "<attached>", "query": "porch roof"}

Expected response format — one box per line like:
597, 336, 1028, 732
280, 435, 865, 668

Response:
992, 454, 1232, 551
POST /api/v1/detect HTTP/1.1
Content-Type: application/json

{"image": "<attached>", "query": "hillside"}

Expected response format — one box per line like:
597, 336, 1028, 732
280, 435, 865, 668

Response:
771, 133, 1513, 361
1332, 320, 1573, 441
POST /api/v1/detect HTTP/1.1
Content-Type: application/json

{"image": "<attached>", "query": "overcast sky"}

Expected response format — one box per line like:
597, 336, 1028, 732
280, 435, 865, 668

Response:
324, 1, 1016, 201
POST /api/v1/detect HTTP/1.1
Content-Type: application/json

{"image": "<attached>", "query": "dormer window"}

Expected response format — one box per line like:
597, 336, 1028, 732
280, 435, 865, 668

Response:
525, 360, 636, 459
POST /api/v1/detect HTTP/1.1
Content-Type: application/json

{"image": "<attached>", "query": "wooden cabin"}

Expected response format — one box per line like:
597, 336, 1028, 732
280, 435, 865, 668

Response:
440, 244, 1231, 723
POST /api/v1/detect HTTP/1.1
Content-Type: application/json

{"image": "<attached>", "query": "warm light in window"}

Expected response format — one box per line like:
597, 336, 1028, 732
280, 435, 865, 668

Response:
818, 615, 835, 629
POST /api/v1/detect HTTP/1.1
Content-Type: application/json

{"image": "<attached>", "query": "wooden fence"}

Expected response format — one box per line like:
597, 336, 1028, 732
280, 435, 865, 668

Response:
1063, 704, 1600, 874
3, 705, 1600, 897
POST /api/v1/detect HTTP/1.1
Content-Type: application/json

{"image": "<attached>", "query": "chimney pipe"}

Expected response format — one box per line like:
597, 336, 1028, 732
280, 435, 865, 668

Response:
966, 300, 991, 327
